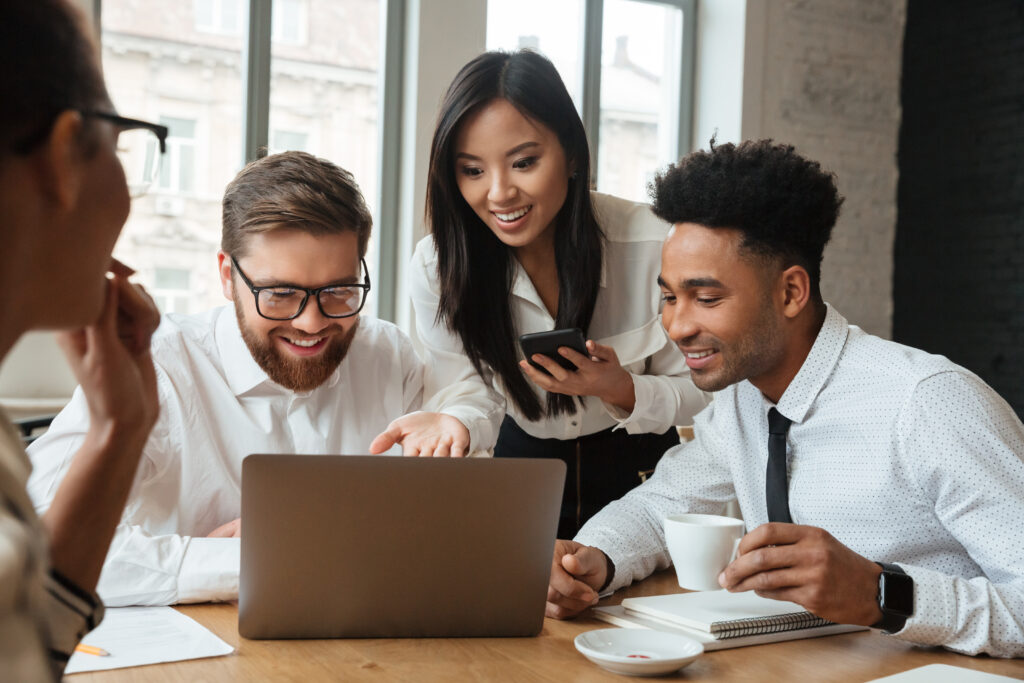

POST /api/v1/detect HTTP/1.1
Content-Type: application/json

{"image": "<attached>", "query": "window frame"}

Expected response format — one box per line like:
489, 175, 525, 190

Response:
579, 0, 696, 185
95, 0, 403, 321
243, 0, 401, 320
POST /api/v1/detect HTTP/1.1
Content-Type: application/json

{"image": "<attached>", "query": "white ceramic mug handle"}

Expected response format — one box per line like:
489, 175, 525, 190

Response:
729, 536, 742, 564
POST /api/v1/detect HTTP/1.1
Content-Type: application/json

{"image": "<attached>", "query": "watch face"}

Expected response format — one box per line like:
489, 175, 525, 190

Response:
881, 571, 914, 615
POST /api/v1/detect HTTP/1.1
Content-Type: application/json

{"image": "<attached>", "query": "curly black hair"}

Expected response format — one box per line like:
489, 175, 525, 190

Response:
650, 139, 843, 296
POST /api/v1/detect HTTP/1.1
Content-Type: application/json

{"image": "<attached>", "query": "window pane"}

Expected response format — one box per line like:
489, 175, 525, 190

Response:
486, 0, 584, 109
103, 0, 244, 315
155, 267, 191, 290
269, 0, 381, 316
271, 129, 310, 154
597, 0, 684, 203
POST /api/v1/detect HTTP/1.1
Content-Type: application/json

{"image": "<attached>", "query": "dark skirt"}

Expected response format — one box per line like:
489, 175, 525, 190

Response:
493, 416, 680, 539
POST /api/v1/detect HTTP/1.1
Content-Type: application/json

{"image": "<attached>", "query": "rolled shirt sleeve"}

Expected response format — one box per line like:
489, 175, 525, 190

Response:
892, 372, 1024, 657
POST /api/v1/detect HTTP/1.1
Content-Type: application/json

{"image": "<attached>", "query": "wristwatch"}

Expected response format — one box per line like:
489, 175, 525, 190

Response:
873, 562, 914, 633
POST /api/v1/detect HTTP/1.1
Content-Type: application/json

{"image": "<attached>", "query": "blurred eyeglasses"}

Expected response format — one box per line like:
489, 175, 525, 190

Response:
83, 112, 168, 197
10, 111, 167, 198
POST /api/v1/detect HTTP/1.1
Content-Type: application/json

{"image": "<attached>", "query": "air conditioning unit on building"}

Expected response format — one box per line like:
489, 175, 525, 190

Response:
154, 196, 184, 217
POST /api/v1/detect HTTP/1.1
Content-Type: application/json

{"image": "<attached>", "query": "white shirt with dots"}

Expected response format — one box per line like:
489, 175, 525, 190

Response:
576, 304, 1024, 658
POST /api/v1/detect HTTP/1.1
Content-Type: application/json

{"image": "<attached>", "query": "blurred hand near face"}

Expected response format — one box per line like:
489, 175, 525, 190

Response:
369, 411, 471, 457
56, 260, 161, 448
520, 339, 636, 412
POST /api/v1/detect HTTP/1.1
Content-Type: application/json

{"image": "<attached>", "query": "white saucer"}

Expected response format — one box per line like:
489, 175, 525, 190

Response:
574, 628, 703, 677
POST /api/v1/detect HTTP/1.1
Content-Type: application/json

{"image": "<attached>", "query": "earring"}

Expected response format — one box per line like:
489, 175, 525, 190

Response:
570, 171, 578, 180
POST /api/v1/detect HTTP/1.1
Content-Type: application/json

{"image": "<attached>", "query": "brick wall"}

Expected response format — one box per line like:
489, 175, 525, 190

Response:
744, 0, 907, 338
894, 0, 1024, 416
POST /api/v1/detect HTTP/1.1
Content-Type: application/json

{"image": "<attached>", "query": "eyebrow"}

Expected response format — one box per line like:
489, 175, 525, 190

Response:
455, 141, 541, 161
251, 273, 362, 289
657, 275, 726, 289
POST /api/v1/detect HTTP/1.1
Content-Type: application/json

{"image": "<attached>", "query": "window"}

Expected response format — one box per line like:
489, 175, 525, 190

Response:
152, 268, 193, 314
269, 0, 381, 315
485, 0, 584, 107
194, 0, 243, 35
272, 0, 308, 45
271, 129, 310, 155
598, 0, 685, 202
158, 117, 197, 194
487, 0, 695, 203
102, 0, 387, 318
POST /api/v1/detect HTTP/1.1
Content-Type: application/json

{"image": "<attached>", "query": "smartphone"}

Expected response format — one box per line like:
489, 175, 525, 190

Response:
519, 328, 589, 375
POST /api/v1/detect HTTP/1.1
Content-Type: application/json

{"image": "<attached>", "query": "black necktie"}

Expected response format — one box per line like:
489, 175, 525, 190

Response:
766, 407, 793, 523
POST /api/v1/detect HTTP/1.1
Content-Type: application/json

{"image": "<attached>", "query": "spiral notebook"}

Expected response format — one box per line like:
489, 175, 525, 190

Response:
592, 590, 866, 650
623, 590, 831, 638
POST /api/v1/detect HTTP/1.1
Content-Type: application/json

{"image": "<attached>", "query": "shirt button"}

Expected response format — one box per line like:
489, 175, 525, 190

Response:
571, 421, 578, 427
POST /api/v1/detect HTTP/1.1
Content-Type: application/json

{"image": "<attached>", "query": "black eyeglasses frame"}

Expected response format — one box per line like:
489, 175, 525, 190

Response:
230, 255, 371, 321
10, 110, 168, 156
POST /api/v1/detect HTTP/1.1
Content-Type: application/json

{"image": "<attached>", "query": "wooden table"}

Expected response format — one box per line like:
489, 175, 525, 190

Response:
71, 571, 1024, 682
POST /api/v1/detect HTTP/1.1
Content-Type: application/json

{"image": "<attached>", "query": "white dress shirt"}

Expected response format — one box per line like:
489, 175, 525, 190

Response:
1, 412, 103, 681
27, 306, 424, 606
411, 191, 710, 450
576, 305, 1024, 658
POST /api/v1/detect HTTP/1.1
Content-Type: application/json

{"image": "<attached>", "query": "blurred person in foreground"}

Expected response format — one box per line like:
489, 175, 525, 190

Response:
0, 1, 161, 679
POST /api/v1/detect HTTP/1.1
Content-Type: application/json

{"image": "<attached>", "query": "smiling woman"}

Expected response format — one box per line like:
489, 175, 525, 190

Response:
390, 50, 711, 538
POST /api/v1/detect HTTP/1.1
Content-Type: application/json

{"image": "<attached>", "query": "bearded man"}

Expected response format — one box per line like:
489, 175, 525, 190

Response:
27, 151, 470, 606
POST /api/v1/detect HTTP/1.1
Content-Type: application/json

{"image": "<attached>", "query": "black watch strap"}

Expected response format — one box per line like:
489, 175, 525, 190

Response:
873, 561, 913, 633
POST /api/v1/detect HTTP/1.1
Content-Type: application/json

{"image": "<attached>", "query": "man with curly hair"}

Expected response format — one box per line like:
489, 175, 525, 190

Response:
545, 140, 1024, 658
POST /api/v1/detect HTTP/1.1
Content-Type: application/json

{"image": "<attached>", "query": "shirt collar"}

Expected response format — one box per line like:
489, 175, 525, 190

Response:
509, 243, 609, 310
773, 303, 849, 424
216, 305, 271, 397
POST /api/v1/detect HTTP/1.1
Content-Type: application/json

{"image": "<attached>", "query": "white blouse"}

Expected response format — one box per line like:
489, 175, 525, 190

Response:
412, 191, 710, 450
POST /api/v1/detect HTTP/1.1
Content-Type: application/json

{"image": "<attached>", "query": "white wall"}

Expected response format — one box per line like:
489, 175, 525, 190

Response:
742, 0, 907, 337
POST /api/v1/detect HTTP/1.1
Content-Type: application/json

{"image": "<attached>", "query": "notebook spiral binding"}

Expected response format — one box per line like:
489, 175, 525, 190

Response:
713, 612, 833, 639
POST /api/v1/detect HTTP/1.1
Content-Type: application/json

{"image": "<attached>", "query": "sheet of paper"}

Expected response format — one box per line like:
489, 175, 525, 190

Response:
868, 664, 1023, 683
65, 606, 234, 674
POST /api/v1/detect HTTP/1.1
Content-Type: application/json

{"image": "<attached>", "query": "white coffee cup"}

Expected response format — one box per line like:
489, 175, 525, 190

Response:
664, 513, 745, 591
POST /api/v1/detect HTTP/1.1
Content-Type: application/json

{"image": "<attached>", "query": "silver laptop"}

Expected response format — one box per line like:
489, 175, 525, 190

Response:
239, 454, 565, 639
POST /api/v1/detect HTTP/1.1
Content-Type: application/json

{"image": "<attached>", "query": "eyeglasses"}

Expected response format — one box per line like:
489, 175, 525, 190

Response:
84, 112, 169, 197
9, 110, 168, 198
231, 256, 371, 321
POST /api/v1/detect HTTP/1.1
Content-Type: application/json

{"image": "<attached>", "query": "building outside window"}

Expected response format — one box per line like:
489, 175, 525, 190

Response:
272, 0, 309, 45
158, 117, 197, 195
102, 0, 382, 317
194, 0, 243, 35
271, 129, 311, 155
152, 268, 193, 314
487, 0, 692, 203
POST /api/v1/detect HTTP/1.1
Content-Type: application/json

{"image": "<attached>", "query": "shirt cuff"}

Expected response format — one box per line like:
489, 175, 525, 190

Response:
42, 569, 105, 668
439, 408, 495, 455
887, 564, 954, 646
600, 373, 656, 434
177, 537, 241, 603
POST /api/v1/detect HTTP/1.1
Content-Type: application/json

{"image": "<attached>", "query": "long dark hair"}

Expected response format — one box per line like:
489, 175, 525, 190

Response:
426, 50, 604, 422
